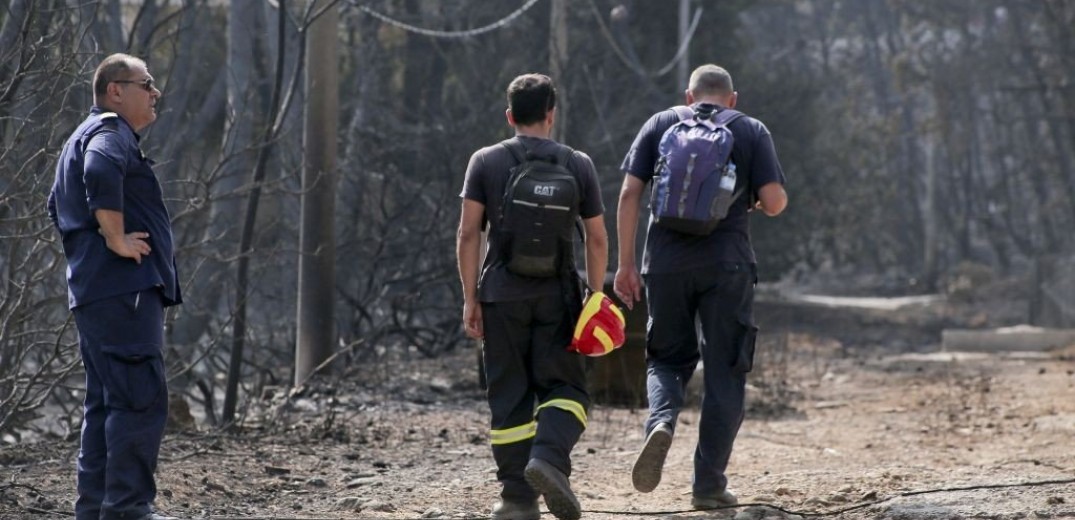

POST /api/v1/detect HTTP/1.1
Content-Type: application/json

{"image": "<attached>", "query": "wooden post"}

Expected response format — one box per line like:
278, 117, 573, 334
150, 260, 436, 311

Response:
295, 0, 339, 385
923, 138, 938, 289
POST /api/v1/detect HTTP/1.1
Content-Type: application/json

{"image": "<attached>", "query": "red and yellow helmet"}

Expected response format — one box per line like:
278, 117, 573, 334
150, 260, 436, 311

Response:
569, 291, 626, 357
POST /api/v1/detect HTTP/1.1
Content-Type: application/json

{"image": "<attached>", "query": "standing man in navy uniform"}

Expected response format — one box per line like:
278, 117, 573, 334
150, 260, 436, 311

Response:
48, 53, 182, 520
615, 64, 787, 509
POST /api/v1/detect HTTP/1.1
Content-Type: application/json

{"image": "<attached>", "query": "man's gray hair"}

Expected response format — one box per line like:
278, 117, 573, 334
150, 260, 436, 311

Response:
93, 53, 146, 100
688, 64, 734, 97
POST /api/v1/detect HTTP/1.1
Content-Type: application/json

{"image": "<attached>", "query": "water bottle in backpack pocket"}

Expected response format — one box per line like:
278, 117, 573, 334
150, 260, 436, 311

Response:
711, 161, 737, 220
499, 141, 580, 278
650, 106, 745, 235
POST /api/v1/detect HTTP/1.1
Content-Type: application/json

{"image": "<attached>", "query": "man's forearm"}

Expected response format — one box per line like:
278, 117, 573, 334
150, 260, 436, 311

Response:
616, 193, 640, 269
456, 230, 481, 303
585, 239, 608, 292
95, 209, 126, 240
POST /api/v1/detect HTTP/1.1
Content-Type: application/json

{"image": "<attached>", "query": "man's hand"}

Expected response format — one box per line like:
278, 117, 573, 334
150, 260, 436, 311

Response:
614, 267, 643, 310
102, 230, 151, 264
95, 209, 150, 264
756, 182, 788, 217
457, 199, 486, 339
463, 301, 484, 339
615, 175, 645, 310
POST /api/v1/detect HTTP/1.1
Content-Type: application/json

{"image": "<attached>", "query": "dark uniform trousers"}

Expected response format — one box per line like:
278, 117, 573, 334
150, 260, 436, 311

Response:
642, 262, 758, 497
481, 293, 590, 502
72, 289, 169, 520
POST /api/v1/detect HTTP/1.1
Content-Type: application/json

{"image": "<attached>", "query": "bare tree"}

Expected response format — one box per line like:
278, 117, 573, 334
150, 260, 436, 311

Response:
3, 0, 1072, 441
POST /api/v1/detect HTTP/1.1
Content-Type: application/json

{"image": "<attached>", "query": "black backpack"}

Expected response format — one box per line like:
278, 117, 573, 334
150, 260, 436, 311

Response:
498, 139, 581, 278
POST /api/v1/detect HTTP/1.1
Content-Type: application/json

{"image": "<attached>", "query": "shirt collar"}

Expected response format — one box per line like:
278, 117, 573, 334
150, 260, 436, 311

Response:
89, 105, 141, 141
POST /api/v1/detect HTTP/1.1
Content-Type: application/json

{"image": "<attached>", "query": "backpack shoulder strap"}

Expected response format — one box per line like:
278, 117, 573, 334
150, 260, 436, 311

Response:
558, 145, 582, 208
713, 109, 744, 127
498, 140, 527, 227
670, 105, 695, 122
715, 110, 746, 203
554, 144, 574, 168
501, 139, 527, 165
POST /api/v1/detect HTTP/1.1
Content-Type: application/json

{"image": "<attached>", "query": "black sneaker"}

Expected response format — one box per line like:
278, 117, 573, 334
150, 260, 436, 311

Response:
491, 498, 540, 520
524, 458, 581, 520
632, 422, 673, 492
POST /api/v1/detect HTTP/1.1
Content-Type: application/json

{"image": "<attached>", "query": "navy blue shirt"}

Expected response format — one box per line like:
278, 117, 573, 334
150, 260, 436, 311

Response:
621, 103, 786, 274
48, 107, 181, 309
461, 136, 604, 303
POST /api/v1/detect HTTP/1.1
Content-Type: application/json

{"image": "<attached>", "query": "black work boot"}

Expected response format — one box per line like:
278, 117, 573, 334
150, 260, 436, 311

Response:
491, 498, 540, 520
524, 458, 580, 520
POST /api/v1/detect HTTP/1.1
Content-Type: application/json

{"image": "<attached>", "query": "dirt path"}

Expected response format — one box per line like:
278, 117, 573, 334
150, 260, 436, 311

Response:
2, 340, 1074, 519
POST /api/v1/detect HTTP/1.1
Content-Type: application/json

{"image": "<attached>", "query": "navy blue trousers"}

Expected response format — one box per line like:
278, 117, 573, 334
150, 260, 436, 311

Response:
72, 290, 168, 520
642, 263, 757, 497
481, 294, 590, 502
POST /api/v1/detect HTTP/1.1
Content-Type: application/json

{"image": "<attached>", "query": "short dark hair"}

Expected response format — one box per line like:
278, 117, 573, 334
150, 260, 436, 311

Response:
506, 73, 556, 126
688, 64, 734, 98
93, 53, 145, 100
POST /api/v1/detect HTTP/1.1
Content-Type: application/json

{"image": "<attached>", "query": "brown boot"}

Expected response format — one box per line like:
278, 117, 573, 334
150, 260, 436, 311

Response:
691, 489, 739, 510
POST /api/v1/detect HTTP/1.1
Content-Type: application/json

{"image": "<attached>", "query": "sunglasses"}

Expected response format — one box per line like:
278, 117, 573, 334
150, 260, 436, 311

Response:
113, 78, 156, 92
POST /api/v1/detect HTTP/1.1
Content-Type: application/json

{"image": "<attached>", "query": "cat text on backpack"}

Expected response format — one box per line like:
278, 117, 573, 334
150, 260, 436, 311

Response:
498, 142, 580, 278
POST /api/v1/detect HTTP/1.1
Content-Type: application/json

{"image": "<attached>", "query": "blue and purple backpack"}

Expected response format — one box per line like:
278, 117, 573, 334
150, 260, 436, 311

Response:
650, 105, 744, 235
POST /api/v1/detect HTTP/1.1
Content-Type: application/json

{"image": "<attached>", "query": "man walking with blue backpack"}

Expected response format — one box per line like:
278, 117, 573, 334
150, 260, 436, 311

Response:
614, 64, 787, 509
457, 73, 608, 520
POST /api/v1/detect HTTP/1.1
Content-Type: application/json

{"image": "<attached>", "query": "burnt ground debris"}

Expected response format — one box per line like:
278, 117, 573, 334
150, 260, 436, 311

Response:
2, 279, 1074, 520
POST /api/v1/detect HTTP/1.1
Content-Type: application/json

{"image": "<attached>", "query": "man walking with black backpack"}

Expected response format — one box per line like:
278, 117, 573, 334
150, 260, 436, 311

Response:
615, 64, 787, 509
456, 73, 608, 520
